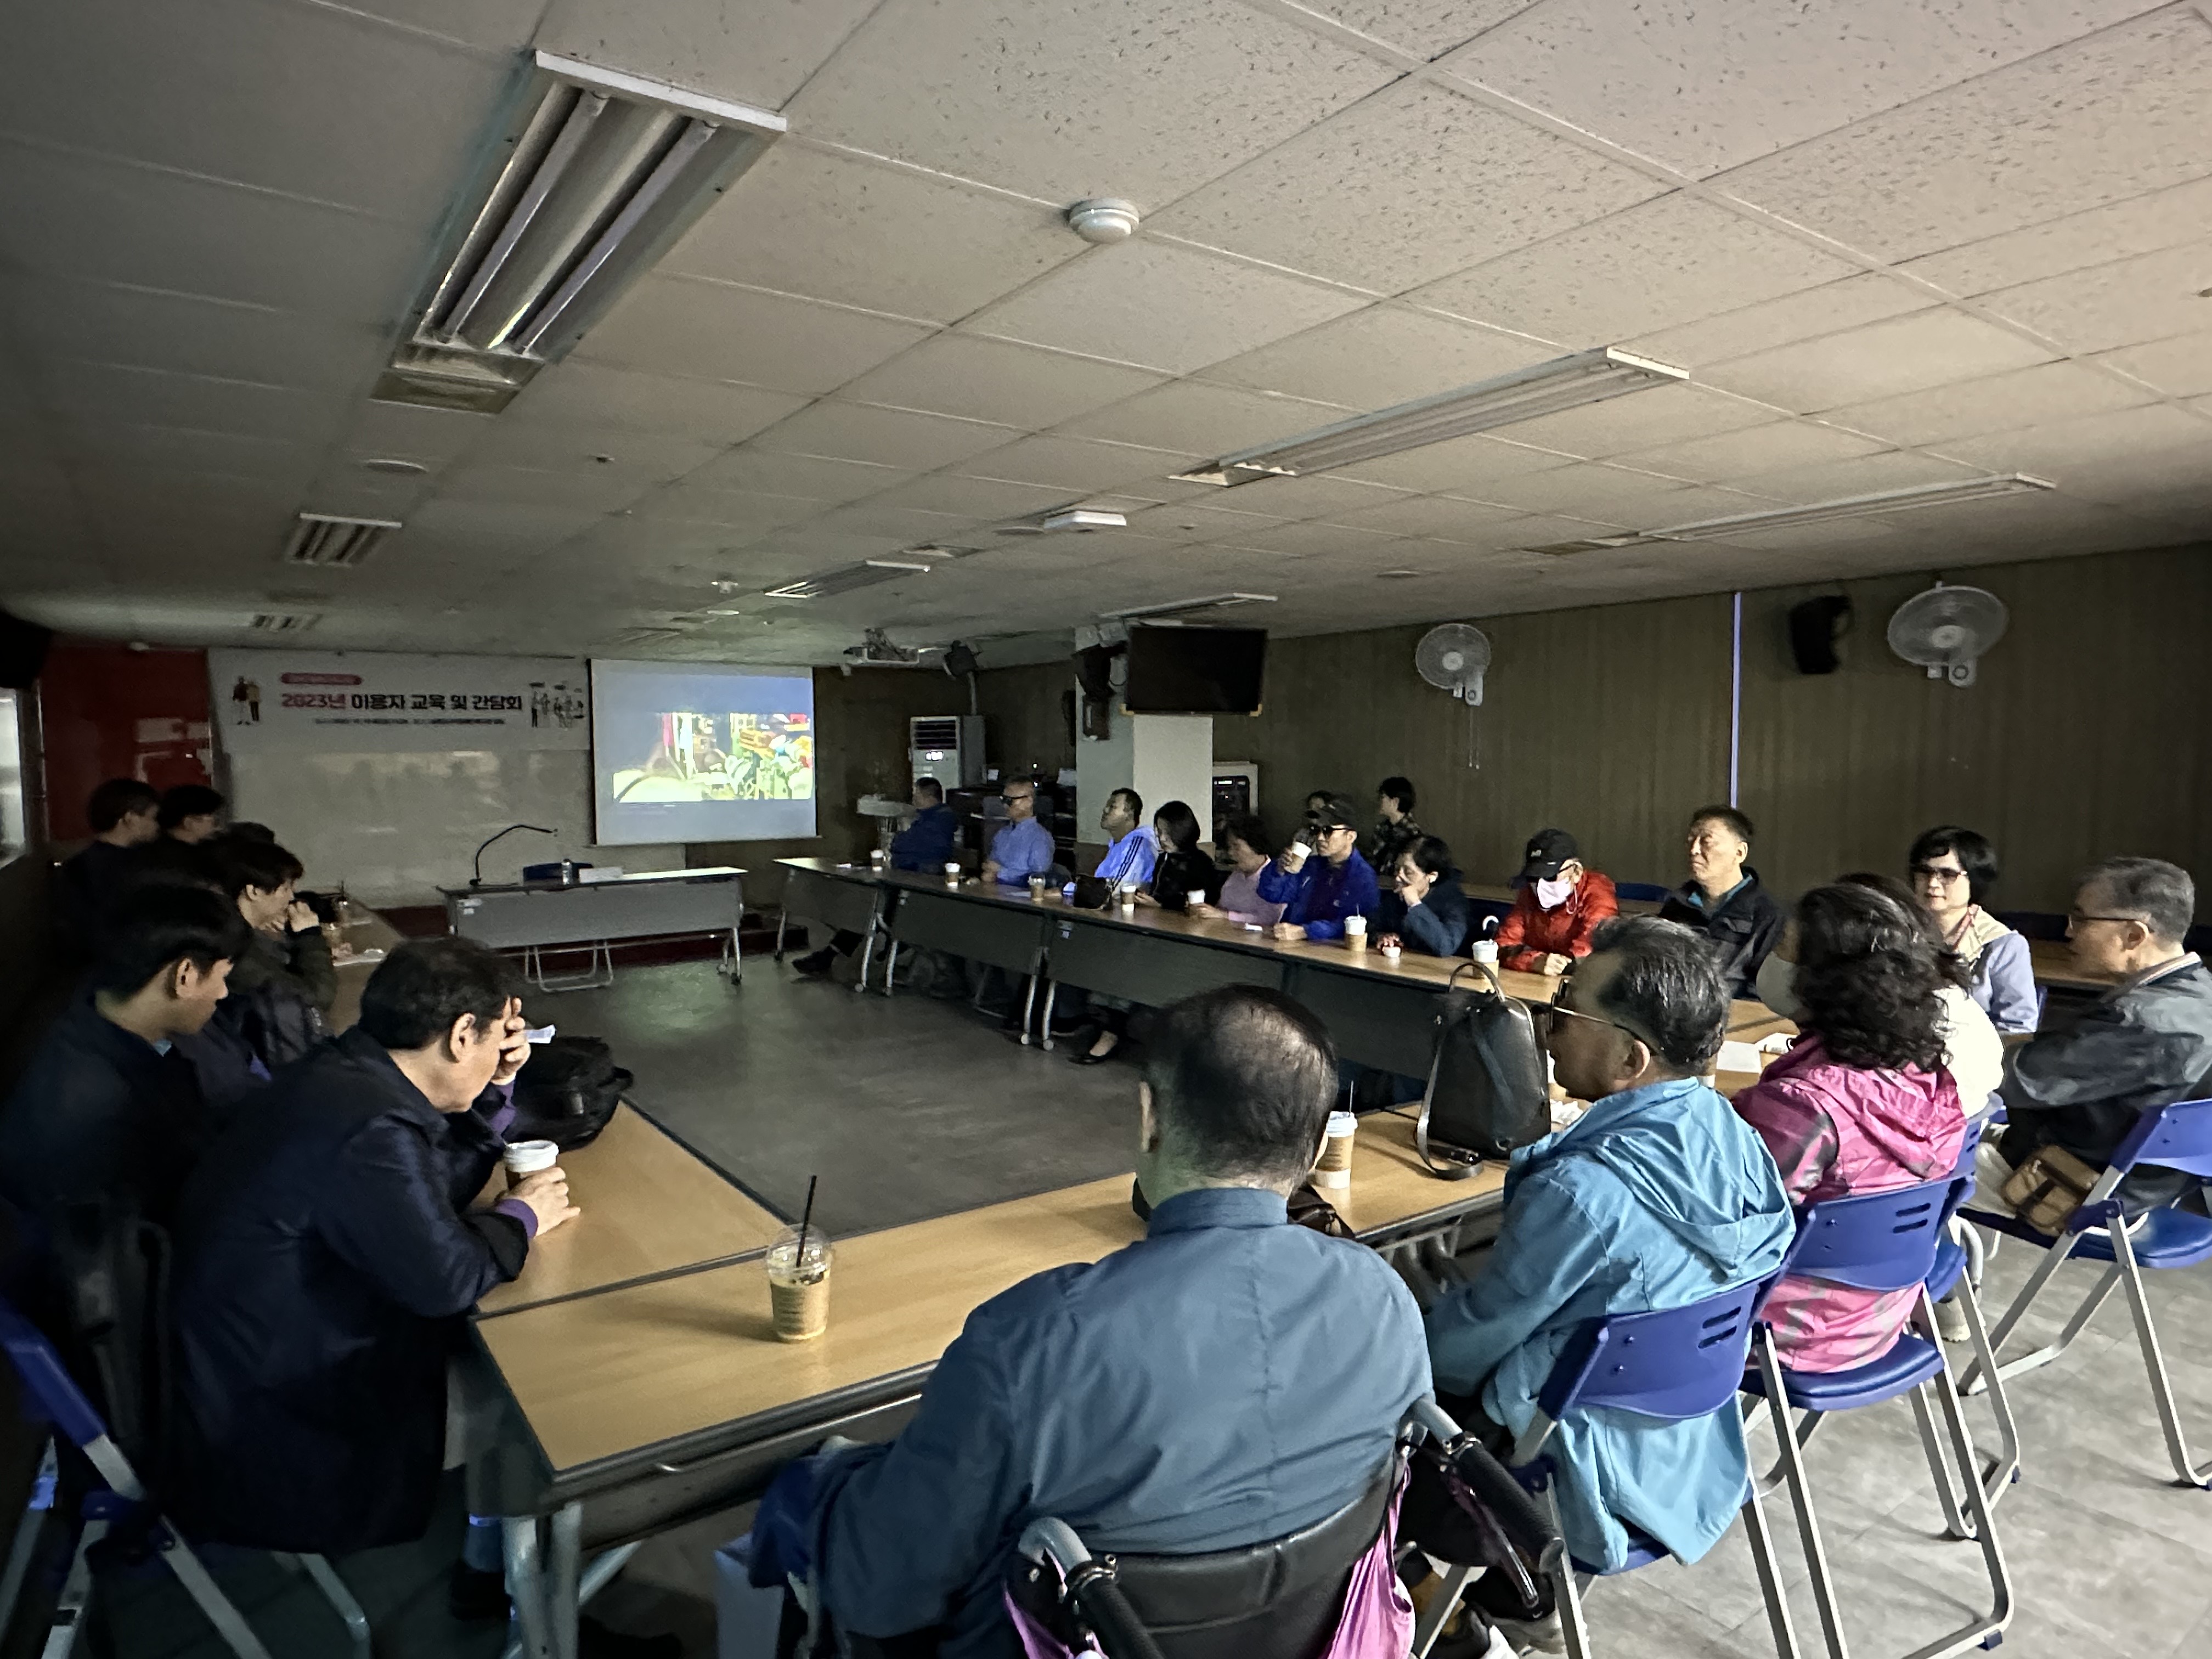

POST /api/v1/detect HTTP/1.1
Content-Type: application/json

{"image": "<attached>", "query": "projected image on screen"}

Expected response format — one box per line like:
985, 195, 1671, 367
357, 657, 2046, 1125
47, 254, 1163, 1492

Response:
591, 662, 817, 844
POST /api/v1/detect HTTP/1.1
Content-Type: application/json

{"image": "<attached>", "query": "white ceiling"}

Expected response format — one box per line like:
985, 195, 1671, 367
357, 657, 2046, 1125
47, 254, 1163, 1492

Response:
3, 0, 2211, 667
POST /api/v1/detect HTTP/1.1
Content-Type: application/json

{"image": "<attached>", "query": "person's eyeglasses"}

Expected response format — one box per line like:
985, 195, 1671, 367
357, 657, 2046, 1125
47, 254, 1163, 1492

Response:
1910, 865, 1969, 884
1529, 997, 1641, 1046
1000, 794, 1031, 805
2067, 910, 2141, 929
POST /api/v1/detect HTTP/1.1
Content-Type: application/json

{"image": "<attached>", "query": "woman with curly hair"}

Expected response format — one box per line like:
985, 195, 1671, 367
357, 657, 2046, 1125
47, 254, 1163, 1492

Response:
1737, 882, 1967, 1371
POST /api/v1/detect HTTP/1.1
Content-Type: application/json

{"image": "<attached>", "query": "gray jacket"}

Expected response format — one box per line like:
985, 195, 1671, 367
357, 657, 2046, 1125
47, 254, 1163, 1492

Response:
1999, 955, 2212, 1212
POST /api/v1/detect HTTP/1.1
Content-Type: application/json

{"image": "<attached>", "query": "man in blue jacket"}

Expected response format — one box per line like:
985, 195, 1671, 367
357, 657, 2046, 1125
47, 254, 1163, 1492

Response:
1258, 793, 1380, 943
744, 986, 1431, 1656
1418, 917, 1792, 1649
793, 777, 963, 977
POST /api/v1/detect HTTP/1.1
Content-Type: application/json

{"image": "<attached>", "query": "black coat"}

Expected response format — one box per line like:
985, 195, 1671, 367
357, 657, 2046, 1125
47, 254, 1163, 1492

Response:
1659, 870, 1785, 1001
1148, 848, 1220, 913
171, 1029, 527, 1553
52, 839, 148, 959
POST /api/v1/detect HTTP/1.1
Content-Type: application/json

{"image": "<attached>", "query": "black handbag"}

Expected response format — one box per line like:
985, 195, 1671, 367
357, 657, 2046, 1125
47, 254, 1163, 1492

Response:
1416, 962, 1551, 1180
509, 1035, 630, 1150
1068, 874, 1114, 910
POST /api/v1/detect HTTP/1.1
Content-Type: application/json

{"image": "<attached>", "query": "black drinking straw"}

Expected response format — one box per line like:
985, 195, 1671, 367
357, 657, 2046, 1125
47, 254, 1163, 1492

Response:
797, 1175, 819, 1265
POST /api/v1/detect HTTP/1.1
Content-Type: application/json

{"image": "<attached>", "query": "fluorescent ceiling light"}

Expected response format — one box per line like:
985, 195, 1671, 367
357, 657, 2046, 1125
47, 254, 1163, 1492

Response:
375, 51, 783, 415
763, 559, 935, 600
1108, 592, 1277, 620
1531, 474, 2056, 554
1040, 508, 1127, 532
283, 513, 400, 568
1175, 348, 1686, 487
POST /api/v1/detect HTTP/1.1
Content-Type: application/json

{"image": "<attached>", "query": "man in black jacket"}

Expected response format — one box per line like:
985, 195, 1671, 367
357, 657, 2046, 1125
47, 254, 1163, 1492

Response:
0, 884, 249, 1459
52, 777, 161, 951
1658, 804, 1784, 1001
172, 938, 578, 1554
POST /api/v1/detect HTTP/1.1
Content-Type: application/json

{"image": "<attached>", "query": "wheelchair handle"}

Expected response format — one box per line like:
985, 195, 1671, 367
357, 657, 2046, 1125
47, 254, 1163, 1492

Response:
1411, 1400, 1561, 1567
1018, 1519, 1168, 1659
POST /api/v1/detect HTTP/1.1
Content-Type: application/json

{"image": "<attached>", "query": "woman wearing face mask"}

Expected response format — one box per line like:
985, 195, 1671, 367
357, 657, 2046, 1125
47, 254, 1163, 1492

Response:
1374, 836, 1471, 957
1908, 826, 2039, 1035
1189, 814, 1285, 928
1495, 828, 1618, 975
1736, 883, 1967, 1372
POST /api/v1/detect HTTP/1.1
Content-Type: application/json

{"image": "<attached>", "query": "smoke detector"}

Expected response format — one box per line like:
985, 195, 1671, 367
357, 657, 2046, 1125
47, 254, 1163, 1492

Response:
1066, 199, 1140, 244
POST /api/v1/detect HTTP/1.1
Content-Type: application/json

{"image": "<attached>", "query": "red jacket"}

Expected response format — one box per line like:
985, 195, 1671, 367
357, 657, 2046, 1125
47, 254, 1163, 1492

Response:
1495, 872, 1619, 971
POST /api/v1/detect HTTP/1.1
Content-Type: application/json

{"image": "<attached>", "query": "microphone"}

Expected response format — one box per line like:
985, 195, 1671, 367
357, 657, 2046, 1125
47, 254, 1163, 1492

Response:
472, 823, 556, 887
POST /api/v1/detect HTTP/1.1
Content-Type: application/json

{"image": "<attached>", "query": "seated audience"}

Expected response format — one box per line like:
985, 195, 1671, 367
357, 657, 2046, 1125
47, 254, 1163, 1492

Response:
1838, 873, 2004, 1118
157, 783, 226, 845
1659, 805, 1784, 998
1372, 774, 1424, 877
1258, 793, 1379, 943
794, 777, 961, 976
1194, 813, 1286, 929
0, 885, 249, 1455
1736, 884, 1966, 1371
172, 939, 576, 1554
1076, 802, 1217, 1066
1495, 828, 1620, 975
978, 777, 1054, 887
1375, 834, 1472, 957
176, 837, 338, 1102
744, 987, 1430, 1655
1983, 857, 2212, 1217
1419, 917, 1791, 1638
54, 777, 161, 946
1303, 788, 1335, 820
1088, 787, 1156, 893
1909, 825, 2039, 1035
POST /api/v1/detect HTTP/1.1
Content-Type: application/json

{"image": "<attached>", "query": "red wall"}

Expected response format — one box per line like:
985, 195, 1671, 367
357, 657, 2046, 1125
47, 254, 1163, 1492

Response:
40, 641, 213, 842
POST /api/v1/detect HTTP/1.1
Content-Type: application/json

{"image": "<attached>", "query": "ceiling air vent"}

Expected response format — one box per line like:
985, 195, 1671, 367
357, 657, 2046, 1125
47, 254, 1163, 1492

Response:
283, 513, 400, 567
764, 559, 934, 601
250, 612, 321, 633
374, 52, 785, 415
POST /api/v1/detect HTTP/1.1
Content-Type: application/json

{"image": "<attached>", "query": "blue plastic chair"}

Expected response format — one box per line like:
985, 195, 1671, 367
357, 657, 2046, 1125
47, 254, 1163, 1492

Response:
1959, 1096, 2212, 1488
0, 1295, 369, 1659
1613, 882, 1674, 905
1742, 1177, 2011, 1659
1922, 1136, 2020, 1525
1413, 1277, 1801, 1659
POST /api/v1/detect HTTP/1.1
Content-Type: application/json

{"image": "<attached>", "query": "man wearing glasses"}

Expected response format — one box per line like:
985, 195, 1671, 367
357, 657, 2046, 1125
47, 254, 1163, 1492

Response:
979, 780, 1057, 888
794, 777, 964, 977
1986, 856, 2212, 1217
1412, 917, 1791, 1650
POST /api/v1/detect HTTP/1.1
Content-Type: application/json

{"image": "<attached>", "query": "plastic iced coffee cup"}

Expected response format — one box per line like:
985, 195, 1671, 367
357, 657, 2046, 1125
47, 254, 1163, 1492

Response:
766, 1226, 833, 1342
1344, 915, 1368, 951
1471, 939, 1499, 967
1312, 1110, 1358, 1189
502, 1139, 558, 1188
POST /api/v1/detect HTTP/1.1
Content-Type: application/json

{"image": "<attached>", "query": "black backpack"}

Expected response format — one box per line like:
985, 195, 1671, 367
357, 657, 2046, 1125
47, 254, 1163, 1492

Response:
510, 1035, 631, 1150
1417, 963, 1551, 1178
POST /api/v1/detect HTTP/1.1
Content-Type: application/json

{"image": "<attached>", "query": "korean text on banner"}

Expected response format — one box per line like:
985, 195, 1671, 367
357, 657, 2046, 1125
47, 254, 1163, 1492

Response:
208, 651, 591, 754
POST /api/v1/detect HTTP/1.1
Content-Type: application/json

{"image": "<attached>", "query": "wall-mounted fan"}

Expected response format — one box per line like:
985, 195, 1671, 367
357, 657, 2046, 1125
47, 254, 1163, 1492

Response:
1416, 623, 1493, 766
1886, 582, 2008, 687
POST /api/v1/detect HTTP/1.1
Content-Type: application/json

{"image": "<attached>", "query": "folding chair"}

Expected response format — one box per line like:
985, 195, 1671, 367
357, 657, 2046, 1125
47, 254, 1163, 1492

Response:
1959, 1096, 2212, 1489
1743, 1177, 2011, 1659
0, 1295, 369, 1659
1413, 1278, 1802, 1659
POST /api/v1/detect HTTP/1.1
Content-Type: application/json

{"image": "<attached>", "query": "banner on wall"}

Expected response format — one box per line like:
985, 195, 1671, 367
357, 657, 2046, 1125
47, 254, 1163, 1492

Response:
207, 650, 591, 754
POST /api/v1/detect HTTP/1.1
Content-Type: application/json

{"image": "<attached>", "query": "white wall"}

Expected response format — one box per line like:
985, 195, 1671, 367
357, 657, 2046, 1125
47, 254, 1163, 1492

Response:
1074, 709, 1214, 845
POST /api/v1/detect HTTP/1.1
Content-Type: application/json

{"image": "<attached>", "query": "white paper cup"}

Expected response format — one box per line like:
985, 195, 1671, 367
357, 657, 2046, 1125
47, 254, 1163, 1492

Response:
1380, 944, 1402, 963
1471, 939, 1499, 966
1343, 915, 1368, 950
1312, 1109, 1358, 1188
1028, 876, 1048, 898
1187, 890, 1208, 908
868, 849, 885, 868
501, 1139, 558, 1186
944, 861, 962, 885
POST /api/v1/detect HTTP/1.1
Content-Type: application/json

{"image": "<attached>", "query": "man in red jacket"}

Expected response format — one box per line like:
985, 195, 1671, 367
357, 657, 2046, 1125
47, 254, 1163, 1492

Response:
1496, 828, 1618, 974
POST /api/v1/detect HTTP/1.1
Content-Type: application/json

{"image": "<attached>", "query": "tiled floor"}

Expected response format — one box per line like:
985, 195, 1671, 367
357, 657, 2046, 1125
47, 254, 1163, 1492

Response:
28, 962, 2212, 1657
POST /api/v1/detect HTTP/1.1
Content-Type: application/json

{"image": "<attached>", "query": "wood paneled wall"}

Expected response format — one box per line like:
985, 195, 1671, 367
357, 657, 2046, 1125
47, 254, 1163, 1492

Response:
974, 662, 1075, 781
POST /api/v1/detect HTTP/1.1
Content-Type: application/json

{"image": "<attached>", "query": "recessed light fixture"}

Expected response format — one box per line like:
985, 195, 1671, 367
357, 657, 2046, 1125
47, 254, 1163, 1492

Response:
1376, 569, 1432, 579
764, 558, 936, 600
1174, 348, 1687, 486
1108, 592, 1277, 620
359, 458, 428, 476
1040, 508, 1127, 532
1532, 473, 2056, 554
283, 513, 401, 567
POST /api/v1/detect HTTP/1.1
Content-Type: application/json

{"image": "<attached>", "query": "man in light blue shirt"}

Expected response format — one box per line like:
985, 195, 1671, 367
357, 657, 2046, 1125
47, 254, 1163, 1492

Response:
980, 778, 1056, 886
1089, 787, 1156, 890
744, 987, 1431, 1656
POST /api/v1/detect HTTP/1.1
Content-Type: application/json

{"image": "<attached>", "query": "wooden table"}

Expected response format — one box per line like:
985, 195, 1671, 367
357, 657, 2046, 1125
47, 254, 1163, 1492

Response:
326, 903, 403, 1032
476, 1105, 789, 1317
2029, 938, 2114, 993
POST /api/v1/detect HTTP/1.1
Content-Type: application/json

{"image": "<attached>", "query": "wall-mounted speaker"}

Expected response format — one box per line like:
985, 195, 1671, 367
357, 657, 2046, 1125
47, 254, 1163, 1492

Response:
1787, 595, 1853, 675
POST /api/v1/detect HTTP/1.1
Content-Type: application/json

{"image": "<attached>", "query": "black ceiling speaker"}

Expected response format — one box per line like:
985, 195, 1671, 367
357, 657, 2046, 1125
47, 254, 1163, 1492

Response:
943, 640, 979, 679
1073, 643, 1118, 704
1788, 595, 1854, 675
0, 608, 53, 689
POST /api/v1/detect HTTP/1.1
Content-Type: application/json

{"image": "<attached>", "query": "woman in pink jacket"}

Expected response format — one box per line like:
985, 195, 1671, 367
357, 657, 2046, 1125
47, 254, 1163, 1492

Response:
1739, 882, 1967, 1372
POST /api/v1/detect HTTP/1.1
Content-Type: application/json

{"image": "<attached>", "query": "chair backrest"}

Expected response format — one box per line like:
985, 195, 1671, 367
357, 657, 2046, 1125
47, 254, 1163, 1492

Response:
1537, 1273, 1779, 1425
1010, 1459, 1396, 1659
1779, 1176, 1966, 1295
1615, 881, 1673, 904
0, 1293, 105, 1450
2110, 1097, 2212, 1180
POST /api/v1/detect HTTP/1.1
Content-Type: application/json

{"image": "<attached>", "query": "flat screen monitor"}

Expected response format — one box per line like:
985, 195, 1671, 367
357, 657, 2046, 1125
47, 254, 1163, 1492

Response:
1121, 626, 1267, 714
590, 659, 816, 845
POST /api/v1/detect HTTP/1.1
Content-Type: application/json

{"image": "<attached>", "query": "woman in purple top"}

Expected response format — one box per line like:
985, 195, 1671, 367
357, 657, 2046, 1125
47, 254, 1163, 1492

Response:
1195, 814, 1286, 929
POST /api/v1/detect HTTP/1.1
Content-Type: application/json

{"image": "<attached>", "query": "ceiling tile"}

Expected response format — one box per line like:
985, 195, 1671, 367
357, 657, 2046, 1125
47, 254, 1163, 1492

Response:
57, 423, 323, 487
1412, 195, 1855, 346
799, 501, 977, 544
1820, 361, 2158, 449
1472, 466, 1772, 526
1152, 81, 1666, 292
341, 400, 496, 465
1713, 10, 2212, 261
1332, 432, 1578, 492
1496, 382, 1777, 460
432, 464, 652, 516
1319, 494, 1526, 542
1623, 273, 1933, 368
1438, 0, 2160, 177
1114, 503, 1291, 545
665, 148, 1084, 323
579, 276, 934, 394
1055, 381, 1351, 455
1211, 520, 1403, 557
787, 0, 1393, 204
503, 363, 811, 444
7, 275, 387, 392
1200, 473, 1412, 521
859, 473, 1078, 520
1897, 175, 2212, 298
458, 426, 726, 486
535, 0, 880, 111
1726, 449, 1986, 504
681, 447, 915, 504
40, 360, 343, 445
958, 435, 1184, 493
2094, 334, 2212, 399
324, 0, 546, 51
961, 240, 1367, 375
1979, 244, 2212, 356
1702, 309, 2056, 413
1292, 0, 1541, 57
838, 336, 1169, 428
750, 401, 1019, 471
1604, 419, 1884, 485
1934, 403, 2212, 482
1199, 306, 1554, 408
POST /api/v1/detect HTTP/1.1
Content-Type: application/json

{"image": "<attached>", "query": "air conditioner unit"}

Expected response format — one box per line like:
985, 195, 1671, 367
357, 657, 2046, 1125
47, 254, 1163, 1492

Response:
910, 715, 984, 791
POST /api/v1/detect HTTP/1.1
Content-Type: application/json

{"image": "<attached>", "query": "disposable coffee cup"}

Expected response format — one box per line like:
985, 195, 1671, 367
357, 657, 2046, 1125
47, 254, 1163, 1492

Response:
1380, 944, 1402, 963
1312, 1110, 1358, 1189
943, 861, 962, 885
502, 1139, 558, 1187
1028, 875, 1048, 898
1283, 842, 1310, 872
868, 849, 886, 869
766, 1227, 833, 1342
1471, 939, 1499, 966
1344, 915, 1368, 950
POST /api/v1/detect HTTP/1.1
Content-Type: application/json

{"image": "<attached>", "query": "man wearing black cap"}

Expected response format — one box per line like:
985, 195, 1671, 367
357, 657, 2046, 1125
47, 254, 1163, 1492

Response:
1496, 828, 1619, 976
